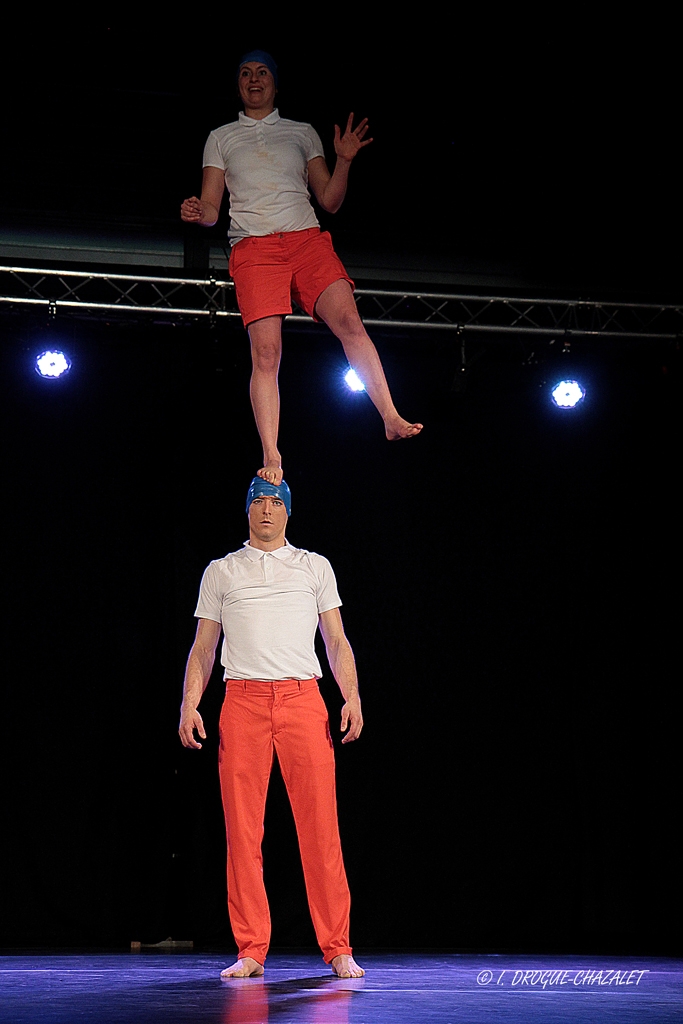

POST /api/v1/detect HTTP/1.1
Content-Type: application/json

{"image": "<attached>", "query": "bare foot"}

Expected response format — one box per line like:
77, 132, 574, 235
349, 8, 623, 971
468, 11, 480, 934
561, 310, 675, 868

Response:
220, 957, 264, 979
257, 462, 283, 486
330, 954, 365, 978
385, 416, 423, 440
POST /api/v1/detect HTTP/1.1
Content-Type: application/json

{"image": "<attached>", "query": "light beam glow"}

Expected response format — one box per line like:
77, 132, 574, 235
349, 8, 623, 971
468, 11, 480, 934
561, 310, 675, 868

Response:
551, 379, 585, 408
344, 368, 366, 392
35, 350, 71, 379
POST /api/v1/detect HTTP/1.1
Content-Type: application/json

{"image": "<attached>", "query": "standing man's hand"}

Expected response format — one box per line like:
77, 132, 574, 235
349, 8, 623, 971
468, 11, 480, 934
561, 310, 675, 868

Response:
319, 607, 363, 743
341, 695, 363, 744
333, 113, 373, 163
179, 706, 207, 749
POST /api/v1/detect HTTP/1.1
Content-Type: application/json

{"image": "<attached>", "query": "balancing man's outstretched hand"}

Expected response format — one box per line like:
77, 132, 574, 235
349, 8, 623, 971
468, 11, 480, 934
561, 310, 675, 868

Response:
334, 113, 373, 162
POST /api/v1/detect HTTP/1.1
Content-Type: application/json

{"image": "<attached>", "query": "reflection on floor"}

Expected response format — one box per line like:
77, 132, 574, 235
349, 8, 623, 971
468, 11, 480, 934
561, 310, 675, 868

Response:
1, 950, 681, 1023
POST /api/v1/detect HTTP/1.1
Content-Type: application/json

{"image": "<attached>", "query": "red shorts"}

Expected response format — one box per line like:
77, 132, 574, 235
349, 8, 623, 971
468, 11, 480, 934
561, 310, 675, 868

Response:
228, 227, 354, 328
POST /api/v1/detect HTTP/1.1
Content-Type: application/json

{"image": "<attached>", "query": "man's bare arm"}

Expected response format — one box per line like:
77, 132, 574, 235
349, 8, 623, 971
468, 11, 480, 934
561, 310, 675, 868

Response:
308, 113, 373, 214
179, 618, 222, 749
180, 166, 226, 227
318, 607, 363, 743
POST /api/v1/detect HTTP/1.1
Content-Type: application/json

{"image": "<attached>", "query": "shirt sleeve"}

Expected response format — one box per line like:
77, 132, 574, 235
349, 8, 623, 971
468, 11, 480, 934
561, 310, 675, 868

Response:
202, 131, 225, 170
313, 555, 342, 614
194, 562, 223, 622
305, 125, 325, 163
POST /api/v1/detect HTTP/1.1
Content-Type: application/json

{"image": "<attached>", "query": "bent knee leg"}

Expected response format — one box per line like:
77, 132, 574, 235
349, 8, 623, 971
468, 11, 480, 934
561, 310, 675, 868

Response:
324, 306, 370, 350
337, 323, 376, 360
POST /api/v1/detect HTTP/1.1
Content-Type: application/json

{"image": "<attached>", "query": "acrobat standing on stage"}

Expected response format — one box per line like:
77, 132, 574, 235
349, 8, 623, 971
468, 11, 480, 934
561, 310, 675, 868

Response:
181, 49, 422, 486
179, 476, 365, 979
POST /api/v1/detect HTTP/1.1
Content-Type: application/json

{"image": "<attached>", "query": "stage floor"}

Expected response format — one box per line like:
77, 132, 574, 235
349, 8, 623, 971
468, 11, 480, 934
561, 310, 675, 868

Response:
1, 951, 681, 1023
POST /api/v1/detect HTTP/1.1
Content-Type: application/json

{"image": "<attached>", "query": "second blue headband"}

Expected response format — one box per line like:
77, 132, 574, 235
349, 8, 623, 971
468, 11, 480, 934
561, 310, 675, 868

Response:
245, 476, 291, 517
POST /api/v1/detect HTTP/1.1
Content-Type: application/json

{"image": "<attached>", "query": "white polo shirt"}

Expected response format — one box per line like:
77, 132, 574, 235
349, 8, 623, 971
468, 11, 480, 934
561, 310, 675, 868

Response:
202, 109, 325, 245
194, 540, 342, 681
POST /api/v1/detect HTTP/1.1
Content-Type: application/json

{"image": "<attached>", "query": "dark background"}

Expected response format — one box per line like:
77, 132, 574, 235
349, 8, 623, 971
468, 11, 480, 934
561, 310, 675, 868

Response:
1, 17, 680, 955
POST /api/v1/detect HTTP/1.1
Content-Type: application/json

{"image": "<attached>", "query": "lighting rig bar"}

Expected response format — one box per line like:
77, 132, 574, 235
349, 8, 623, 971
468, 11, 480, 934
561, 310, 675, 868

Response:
1, 265, 681, 339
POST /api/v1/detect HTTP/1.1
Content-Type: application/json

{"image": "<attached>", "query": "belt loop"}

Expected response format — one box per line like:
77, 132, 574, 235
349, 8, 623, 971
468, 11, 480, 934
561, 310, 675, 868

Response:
298, 680, 302, 691
243, 680, 247, 692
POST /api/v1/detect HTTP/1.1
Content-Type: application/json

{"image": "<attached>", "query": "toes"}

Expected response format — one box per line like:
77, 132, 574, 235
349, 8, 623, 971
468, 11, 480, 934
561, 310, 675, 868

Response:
221, 960, 251, 978
385, 421, 423, 441
331, 956, 364, 978
256, 467, 283, 485
221, 958, 264, 978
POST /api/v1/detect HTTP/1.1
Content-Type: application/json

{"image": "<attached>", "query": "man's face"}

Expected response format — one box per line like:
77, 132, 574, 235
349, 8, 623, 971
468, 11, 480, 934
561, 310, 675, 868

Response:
238, 62, 277, 112
248, 495, 287, 545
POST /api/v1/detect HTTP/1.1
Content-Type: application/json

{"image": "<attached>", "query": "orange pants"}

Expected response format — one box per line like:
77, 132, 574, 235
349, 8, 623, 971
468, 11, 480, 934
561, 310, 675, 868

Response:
218, 678, 352, 965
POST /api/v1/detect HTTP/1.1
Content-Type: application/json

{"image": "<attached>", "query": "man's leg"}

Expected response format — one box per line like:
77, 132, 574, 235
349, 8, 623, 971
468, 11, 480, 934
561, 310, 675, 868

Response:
248, 316, 285, 487
218, 682, 274, 977
315, 280, 423, 442
274, 681, 364, 978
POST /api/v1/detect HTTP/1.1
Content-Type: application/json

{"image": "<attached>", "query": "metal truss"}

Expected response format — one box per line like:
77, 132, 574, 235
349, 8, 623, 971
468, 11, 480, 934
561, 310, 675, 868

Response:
1, 264, 681, 339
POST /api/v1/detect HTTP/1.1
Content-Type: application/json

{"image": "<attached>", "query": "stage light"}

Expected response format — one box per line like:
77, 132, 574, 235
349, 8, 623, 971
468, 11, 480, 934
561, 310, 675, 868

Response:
551, 379, 585, 408
35, 350, 71, 379
344, 368, 366, 392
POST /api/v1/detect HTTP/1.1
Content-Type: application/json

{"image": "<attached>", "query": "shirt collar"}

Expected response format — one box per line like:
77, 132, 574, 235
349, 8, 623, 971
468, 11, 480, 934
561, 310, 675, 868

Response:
238, 108, 281, 127
242, 538, 296, 560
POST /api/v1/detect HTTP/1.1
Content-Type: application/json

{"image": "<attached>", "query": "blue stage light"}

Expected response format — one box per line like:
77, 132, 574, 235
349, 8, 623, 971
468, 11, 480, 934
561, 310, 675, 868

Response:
551, 379, 585, 408
35, 350, 71, 379
344, 368, 365, 392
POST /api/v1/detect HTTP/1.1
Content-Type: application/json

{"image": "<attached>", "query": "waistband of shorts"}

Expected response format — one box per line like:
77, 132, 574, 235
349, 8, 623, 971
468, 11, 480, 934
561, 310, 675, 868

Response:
232, 227, 321, 248
225, 677, 319, 695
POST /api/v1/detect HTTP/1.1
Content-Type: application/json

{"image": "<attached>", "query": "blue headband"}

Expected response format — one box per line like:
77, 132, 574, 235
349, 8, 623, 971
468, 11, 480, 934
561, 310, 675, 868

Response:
237, 50, 278, 87
246, 476, 291, 517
